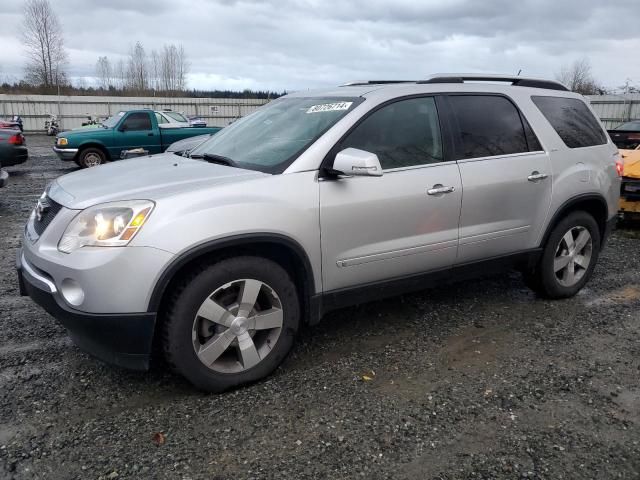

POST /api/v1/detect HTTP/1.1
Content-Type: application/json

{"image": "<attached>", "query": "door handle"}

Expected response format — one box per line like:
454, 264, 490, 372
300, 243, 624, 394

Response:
427, 184, 455, 195
527, 171, 548, 182
147, 133, 154, 137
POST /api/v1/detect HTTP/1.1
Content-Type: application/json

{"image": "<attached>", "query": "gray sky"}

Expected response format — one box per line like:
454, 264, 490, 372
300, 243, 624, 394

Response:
1, 0, 639, 92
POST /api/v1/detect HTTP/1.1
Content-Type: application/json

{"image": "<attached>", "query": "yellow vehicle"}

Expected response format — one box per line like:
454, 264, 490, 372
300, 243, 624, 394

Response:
619, 146, 640, 218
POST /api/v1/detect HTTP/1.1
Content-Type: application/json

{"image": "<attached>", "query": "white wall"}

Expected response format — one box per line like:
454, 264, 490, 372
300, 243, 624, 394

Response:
0, 94, 270, 132
586, 94, 640, 129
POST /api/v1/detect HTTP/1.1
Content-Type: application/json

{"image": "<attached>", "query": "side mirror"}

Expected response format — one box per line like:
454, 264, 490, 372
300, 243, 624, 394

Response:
331, 148, 383, 177
118, 124, 128, 132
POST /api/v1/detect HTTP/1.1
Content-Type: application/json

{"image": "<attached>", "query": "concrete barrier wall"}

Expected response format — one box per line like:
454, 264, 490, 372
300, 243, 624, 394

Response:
0, 94, 270, 132
1, 92, 638, 133
586, 94, 640, 129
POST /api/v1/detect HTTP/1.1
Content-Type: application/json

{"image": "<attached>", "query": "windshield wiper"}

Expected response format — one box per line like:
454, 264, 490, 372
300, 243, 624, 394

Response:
193, 153, 240, 168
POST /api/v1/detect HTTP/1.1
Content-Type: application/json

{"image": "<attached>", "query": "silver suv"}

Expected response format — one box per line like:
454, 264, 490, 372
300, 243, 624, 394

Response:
17, 75, 622, 392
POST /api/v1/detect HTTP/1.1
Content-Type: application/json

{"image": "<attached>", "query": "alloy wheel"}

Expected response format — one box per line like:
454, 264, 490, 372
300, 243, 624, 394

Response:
553, 226, 593, 287
191, 279, 284, 373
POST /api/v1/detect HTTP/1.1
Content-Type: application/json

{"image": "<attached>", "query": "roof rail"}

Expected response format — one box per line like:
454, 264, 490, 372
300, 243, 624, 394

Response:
340, 80, 416, 86
417, 74, 569, 91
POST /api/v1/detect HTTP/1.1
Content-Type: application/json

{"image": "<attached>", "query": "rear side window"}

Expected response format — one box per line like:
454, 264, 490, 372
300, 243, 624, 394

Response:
122, 112, 152, 131
340, 96, 443, 169
532, 96, 607, 148
448, 95, 529, 160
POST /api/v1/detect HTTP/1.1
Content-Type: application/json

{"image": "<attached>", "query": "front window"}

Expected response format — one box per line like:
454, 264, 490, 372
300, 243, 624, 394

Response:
616, 121, 640, 131
165, 112, 188, 122
102, 111, 125, 128
190, 97, 361, 173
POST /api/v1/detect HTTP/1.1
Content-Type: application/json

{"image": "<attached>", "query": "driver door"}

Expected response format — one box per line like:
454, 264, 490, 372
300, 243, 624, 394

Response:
112, 112, 161, 158
319, 96, 462, 292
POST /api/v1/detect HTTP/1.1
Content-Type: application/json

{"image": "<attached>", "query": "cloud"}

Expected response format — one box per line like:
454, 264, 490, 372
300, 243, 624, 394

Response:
0, 0, 638, 91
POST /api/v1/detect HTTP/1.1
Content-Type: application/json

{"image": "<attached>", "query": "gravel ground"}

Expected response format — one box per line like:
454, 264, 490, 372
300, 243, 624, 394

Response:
0, 135, 639, 480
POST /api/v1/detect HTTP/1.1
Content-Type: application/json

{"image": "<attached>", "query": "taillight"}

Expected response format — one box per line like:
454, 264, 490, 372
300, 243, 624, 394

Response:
615, 158, 624, 177
628, 134, 640, 141
8, 133, 23, 145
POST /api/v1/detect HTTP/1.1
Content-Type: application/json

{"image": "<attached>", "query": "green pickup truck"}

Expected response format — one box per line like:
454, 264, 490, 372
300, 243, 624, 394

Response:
53, 110, 221, 168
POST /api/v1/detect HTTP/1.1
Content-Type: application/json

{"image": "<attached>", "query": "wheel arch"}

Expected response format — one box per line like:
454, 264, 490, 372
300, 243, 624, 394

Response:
148, 233, 318, 324
78, 142, 110, 161
540, 193, 609, 248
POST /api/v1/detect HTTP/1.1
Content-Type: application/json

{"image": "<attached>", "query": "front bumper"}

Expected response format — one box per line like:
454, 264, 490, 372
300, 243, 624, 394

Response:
16, 249, 156, 370
53, 146, 78, 161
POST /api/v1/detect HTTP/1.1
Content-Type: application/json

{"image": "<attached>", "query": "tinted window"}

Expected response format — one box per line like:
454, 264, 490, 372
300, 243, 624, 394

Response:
532, 96, 607, 148
449, 95, 528, 160
616, 121, 640, 131
122, 112, 152, 131
340, 97, 443, 169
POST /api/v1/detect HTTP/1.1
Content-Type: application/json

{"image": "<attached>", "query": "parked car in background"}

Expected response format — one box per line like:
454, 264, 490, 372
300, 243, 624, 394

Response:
618, 146, 640, 219
53, 110, 221, 168
608, 120, 640, 149
187, 115, 207, 127
0, 128, 27, 188
165, 133, 214, 156
18, 75, 620, 392
0, 128, 28, 167
0, 115, 23, 132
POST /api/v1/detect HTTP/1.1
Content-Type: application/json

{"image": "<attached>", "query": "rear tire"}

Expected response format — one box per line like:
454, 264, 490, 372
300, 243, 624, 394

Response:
78, 147, 106, 168
162, 256, 300, 392
524, 211, 600, 298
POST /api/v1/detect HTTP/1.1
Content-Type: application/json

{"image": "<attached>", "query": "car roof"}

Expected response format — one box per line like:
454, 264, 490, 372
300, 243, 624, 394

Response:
284, 74, 579, 102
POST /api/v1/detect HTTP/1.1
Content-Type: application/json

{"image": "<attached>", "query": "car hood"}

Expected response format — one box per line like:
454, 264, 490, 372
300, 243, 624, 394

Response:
49, 152, 269, 209
621, 148, 640, 179
63, 126, 110, 134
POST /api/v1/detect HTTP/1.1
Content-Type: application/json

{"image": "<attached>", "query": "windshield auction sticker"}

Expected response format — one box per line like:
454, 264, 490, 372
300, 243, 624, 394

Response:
306, 102, 353, 114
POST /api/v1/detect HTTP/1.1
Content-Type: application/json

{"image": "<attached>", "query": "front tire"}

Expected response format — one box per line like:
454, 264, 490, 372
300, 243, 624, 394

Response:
162, 257, 300, 392
78, 147, 106, 168
524, 211, 601, 298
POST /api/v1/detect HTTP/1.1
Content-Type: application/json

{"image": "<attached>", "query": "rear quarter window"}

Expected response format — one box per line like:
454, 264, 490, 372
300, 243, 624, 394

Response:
532, 96, 607, 148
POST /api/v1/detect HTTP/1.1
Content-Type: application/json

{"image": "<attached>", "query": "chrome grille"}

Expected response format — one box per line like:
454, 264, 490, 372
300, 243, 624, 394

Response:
33, 198, 62, 236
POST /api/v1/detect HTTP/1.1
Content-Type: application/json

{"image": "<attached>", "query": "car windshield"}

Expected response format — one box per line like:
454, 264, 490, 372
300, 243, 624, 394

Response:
190, 97, 361, 173
165, 112, 188, 122
616, 121, 640, 131
102, 111, 126, 128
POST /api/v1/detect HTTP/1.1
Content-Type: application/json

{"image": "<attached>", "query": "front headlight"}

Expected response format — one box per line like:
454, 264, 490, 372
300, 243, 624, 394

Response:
57, 137, 68, 146
58, 200, 154, 253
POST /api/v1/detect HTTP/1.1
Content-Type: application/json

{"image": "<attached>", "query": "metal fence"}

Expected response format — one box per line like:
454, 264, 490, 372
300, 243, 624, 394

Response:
0, 94, 270, 132
586, 94, 640, 129
1, 92, 638, 133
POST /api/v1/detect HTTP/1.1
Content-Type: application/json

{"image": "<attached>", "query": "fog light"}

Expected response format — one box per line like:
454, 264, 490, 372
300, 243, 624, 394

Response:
60, 278, 84, 306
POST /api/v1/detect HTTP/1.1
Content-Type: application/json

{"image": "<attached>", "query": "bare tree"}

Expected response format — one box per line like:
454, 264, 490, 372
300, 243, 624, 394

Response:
175, 44, 189, 91
114, 58, 127, 90
150, 49, 161, 92
127, 42, 148, 92
95, 56, 113, 89
555, 58, 603, 95
21, 0, 68, 87
160, 44, 189, 93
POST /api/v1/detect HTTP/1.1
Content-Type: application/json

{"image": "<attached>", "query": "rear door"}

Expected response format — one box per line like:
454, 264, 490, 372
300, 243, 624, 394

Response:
445, 94, 552, 263
112, 112, 162, 157
319, 96, 462, 292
